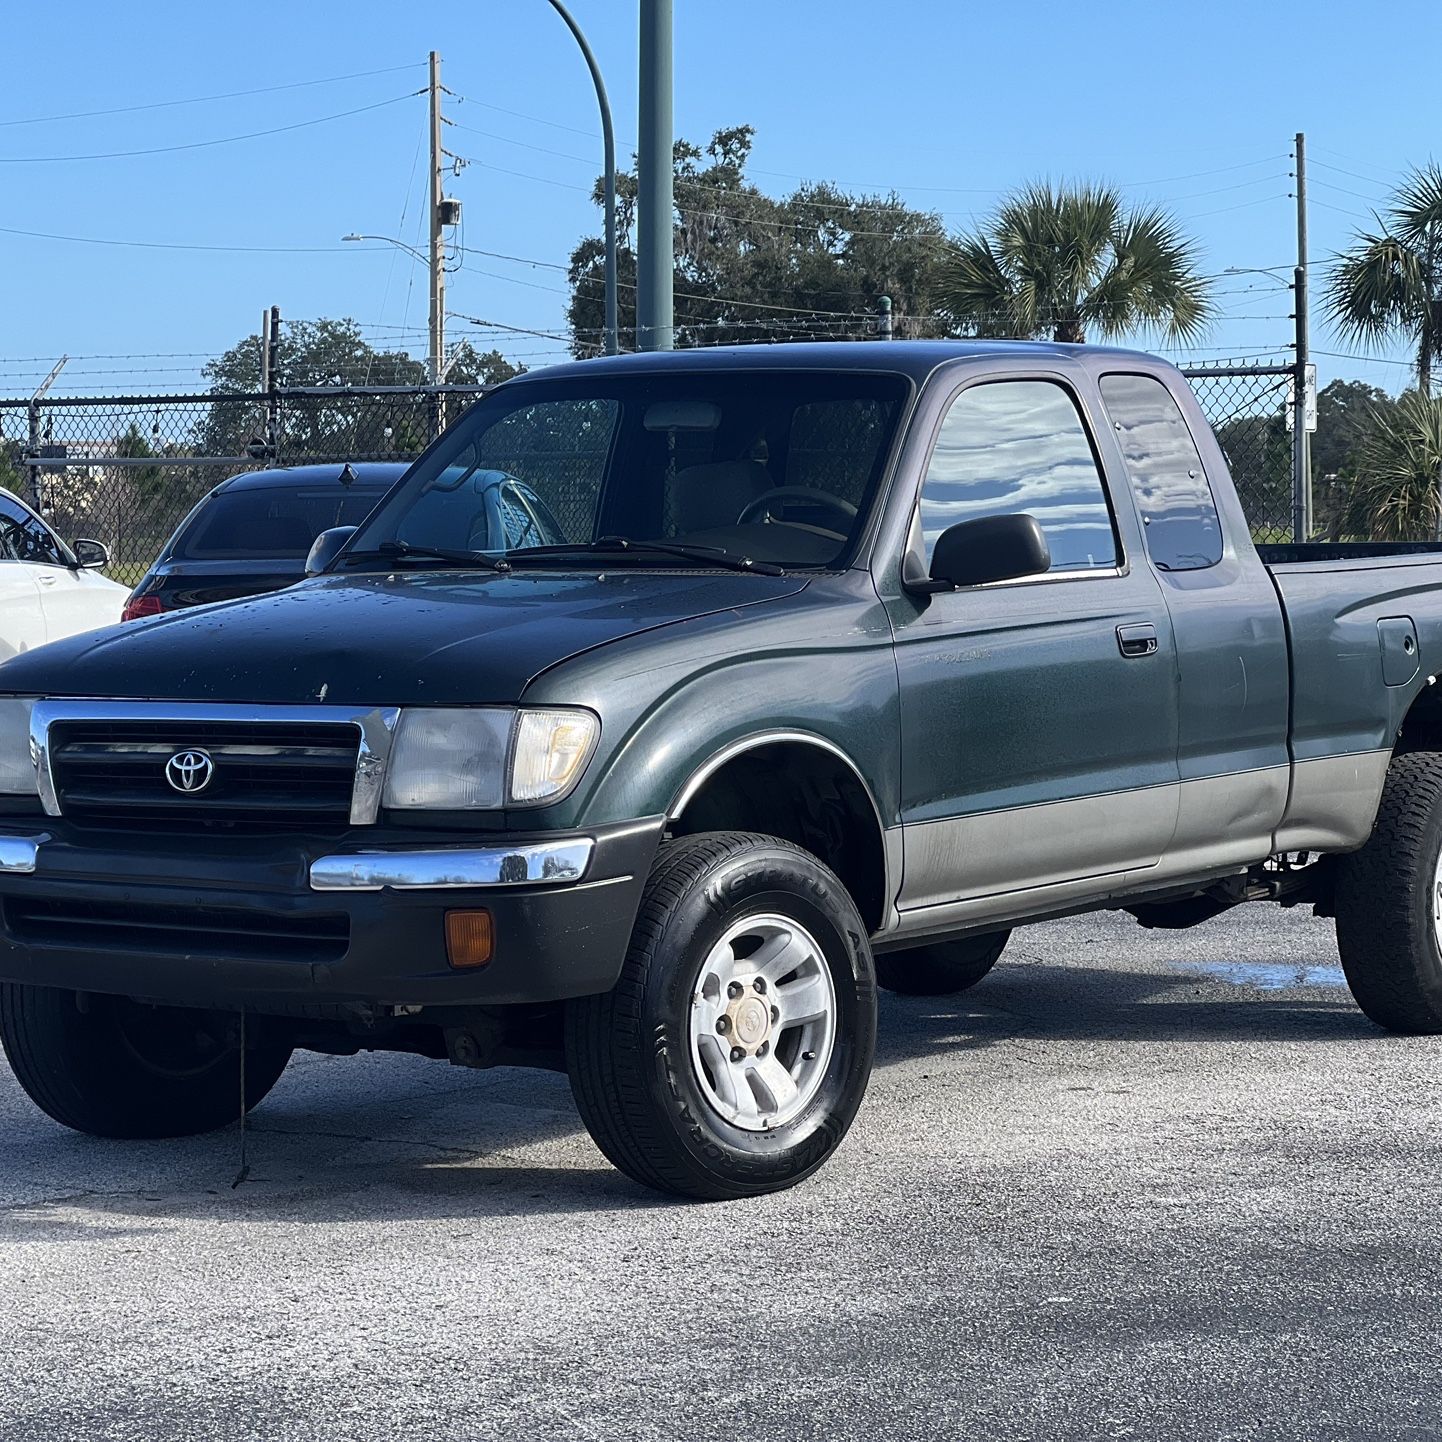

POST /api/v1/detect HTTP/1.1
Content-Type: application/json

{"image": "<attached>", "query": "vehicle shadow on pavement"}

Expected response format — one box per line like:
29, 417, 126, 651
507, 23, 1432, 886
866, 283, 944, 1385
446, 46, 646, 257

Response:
872, 955, 1379, 1069
1, 947, 1384, 1224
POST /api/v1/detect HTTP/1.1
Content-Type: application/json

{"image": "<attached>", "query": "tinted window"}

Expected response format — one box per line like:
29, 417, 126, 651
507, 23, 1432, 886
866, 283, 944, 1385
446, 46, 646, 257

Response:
0, 495, 65, 565
1099, 373, 1223, 571
921, 380, 1118, 571
174, 487, 387, 560
354, 374, 908, 570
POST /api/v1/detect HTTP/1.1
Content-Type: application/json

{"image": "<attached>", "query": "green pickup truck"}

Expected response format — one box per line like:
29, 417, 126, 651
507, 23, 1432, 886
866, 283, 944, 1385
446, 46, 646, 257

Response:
0, 341, 1438, 1200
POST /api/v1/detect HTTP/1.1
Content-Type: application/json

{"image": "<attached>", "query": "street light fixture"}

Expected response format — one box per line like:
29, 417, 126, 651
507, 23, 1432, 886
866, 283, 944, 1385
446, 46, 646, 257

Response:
541, 0, 618, 356
342, 233, 431, 268
1222, 266, 1295, 290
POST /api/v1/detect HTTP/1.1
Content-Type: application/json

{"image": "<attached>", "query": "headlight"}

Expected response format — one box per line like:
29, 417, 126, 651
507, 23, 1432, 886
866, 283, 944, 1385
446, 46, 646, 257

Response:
383, 706, 598, 811
0, 699, 36, 796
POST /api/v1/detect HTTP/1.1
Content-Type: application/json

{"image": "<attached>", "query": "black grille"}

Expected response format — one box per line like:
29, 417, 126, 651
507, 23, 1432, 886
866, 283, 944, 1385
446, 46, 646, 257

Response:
5, 896, 349, 964
48, 720, 360, 833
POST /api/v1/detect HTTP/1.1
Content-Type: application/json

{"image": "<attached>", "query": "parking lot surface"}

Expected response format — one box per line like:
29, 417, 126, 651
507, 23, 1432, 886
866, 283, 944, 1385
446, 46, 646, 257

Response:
2, 904, 1440, 1442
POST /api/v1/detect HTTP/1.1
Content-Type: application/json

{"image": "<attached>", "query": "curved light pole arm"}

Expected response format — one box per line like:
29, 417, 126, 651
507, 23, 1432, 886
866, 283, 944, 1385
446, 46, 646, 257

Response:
544, 0, 618, 356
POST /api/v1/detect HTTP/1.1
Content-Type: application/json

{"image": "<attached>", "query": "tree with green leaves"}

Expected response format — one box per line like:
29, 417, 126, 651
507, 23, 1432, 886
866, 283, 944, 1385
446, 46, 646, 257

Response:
566, 125, 951, 354
1311, 379, 1399, 539
1338, 389, 1442, 541
199, 319, 522, 461
1325, 165, 1442, 395
941, 182, 1214, 344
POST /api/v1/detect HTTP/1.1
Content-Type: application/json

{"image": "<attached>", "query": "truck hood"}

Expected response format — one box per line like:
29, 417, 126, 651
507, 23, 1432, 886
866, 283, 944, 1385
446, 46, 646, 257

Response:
0, 569, 810, 706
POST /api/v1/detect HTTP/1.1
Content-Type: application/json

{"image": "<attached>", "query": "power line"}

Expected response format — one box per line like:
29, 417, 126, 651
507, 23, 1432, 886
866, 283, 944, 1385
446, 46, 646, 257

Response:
0, 63, 424, 128
0, 93, 420, 163
0, 222, 351, 254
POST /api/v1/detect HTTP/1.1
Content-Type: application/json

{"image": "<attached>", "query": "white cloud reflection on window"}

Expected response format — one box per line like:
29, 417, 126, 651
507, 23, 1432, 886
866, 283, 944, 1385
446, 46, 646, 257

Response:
921, 381, 1117, 570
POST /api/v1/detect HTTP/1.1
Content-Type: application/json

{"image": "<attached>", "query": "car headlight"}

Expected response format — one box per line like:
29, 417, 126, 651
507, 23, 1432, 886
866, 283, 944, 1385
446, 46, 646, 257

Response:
0, 699, 37, 796
383, 706, 598, 811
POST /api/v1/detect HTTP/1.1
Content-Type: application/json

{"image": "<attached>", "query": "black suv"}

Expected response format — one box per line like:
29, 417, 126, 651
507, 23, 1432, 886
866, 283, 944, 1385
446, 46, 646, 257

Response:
121, 463, 410, 619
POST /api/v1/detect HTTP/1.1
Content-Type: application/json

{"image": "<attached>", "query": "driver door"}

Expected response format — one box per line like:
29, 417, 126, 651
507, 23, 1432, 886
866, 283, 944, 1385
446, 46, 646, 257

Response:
889, 375, 1180, 911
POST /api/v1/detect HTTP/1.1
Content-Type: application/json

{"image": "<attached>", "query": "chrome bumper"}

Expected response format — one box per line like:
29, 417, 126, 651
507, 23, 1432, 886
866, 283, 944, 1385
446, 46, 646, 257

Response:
0, 836, 41, 874
308, 838, 594, 892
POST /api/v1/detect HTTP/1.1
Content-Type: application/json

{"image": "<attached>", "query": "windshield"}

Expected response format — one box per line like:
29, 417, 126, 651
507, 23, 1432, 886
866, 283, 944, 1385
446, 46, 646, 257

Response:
347, 370, 910, 569
173, 487, 387, 561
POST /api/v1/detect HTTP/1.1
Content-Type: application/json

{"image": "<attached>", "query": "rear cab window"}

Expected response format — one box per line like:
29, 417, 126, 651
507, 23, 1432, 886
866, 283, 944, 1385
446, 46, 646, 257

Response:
1098, 373, 1223, 572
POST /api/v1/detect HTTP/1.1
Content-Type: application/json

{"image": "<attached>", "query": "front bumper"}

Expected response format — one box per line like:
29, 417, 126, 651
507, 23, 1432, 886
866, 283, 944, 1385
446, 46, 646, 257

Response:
0, 818, 664, 1014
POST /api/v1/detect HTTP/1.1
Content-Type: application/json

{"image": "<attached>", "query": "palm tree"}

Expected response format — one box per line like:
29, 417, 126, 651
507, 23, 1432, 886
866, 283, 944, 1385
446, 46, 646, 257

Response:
1341, 389, 1442, 540
940, 182, 1213, 345
1325, 164, 1442, 394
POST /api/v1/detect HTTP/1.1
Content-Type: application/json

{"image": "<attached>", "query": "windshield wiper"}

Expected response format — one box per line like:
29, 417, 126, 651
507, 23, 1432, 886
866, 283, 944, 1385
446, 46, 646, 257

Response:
340, 540, 512, 572
506, 536, 785, 576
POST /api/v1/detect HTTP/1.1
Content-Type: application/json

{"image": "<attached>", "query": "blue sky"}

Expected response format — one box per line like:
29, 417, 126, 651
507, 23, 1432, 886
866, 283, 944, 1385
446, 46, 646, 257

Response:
0, 0, 1435, 396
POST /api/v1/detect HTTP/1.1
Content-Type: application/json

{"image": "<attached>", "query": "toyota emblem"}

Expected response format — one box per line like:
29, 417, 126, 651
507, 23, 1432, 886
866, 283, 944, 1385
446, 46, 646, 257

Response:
165, 749, 215, 794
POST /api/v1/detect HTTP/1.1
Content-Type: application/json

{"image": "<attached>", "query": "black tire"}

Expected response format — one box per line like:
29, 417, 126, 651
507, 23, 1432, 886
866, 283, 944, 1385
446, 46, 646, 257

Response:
565, 831, 877, 1201
0, 984, 292, 1138
874, 930, 1011, 996
1334, 750, 1442, 1034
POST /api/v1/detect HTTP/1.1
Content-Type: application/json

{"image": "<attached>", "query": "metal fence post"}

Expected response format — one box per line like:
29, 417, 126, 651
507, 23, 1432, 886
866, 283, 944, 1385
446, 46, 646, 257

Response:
25, 401, 42, 514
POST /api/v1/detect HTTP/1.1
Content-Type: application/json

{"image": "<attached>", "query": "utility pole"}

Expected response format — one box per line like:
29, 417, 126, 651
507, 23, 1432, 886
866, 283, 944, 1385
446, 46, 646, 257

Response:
1292, 130, 1311, 543
636, 0, 674, 351
877, 296, 893, 340
428, 50, 446, 386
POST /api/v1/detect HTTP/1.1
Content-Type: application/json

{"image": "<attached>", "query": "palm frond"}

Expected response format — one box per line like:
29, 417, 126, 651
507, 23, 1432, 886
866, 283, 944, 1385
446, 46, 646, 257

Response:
941, 181, 1210, 344
1343, 390, 1442, 540
1392, 161, 1442, 245
1324, 232, 1427, 345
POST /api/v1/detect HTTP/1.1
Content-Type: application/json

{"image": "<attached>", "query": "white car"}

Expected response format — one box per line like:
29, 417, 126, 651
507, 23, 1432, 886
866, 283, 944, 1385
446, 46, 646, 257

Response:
0, 488, 127, 659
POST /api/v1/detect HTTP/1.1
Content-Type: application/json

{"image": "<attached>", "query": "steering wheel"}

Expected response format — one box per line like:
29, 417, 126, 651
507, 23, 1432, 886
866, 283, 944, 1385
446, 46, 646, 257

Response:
737, 486, 858, 540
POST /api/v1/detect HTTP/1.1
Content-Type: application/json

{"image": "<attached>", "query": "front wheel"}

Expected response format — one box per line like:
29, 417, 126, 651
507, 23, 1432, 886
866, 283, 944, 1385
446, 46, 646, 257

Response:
0, 984, 292, 1138
565, 832, 877, 1200
1334, 751, 1442, 1033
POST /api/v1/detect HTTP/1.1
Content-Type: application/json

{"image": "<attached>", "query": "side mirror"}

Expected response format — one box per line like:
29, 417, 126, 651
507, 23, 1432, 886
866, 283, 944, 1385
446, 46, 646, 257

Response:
910, 513, 1051, 593
305, 526, 358, 577
72, 538, 109, 570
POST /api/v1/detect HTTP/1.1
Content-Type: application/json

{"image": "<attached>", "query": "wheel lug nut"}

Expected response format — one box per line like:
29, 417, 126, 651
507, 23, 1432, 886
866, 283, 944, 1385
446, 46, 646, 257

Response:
730, 1046, 745, 1063
715, 1016, 731, 1034
727, 981, 744, 1000
757, 1041, 769, 1058
770, 1005, 780, 1023
753, 977, 766, 993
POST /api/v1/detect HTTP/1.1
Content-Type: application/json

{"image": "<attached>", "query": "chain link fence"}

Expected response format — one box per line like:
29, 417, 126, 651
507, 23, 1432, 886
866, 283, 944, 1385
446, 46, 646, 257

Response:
1178, 362, 1298, 541
0, 364, 1307, 587
0, 387, 487, 584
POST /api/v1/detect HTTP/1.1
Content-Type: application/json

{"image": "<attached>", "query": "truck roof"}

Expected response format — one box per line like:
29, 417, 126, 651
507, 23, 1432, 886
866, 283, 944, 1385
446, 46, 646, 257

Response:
511, 338, 1178, 385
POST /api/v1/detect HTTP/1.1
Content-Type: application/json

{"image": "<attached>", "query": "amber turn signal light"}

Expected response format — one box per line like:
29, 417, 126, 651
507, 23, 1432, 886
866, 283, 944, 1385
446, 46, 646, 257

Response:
445, 910, 494, 969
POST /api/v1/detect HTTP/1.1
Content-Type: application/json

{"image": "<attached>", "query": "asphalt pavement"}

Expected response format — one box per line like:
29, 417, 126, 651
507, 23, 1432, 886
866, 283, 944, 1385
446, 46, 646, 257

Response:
2, 903, 1440, 1442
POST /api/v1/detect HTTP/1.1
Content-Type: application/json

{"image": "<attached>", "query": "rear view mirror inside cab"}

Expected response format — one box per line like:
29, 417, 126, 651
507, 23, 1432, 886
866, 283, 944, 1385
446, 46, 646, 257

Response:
643, 401, 721, 432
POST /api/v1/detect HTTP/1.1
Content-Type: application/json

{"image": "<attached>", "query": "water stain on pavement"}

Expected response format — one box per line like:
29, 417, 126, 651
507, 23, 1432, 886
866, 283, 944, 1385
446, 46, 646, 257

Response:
1167, 959, 1348, 990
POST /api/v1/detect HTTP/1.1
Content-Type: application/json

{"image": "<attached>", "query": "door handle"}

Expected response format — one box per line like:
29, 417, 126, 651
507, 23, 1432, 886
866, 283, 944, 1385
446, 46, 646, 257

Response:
1117, 622, 1159, 658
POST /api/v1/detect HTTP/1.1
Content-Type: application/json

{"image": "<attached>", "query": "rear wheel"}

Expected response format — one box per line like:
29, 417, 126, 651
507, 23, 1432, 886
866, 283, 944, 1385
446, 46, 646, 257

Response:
0, 984, 292, 1138
875, 930, 1010, 996
565, 832, 877, 1200
1334, 751, 1442, 1034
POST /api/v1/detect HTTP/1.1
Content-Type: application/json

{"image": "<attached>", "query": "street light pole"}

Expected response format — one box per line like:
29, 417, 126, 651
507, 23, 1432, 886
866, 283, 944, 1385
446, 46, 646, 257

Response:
428, 51, 446, 386
637, 0, 674, 351
542, 1, 618, 356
